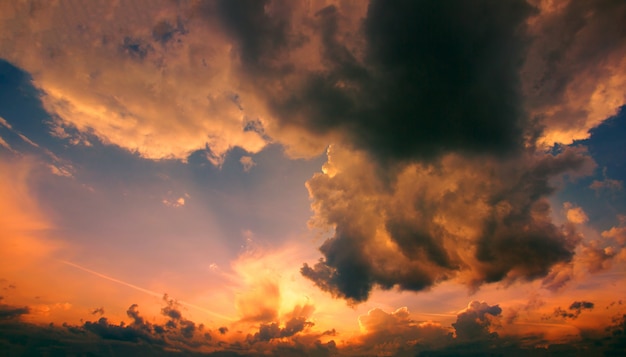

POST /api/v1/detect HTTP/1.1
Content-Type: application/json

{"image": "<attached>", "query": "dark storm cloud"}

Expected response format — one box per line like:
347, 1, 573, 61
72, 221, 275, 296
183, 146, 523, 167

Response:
265, 0, 535, 163
189, 0, 618, 305
215, 0, 298, 74
302, 147, 592, 302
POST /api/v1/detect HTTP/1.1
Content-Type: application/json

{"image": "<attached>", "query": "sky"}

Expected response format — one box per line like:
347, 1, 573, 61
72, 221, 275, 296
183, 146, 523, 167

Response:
0, 0, 625, 356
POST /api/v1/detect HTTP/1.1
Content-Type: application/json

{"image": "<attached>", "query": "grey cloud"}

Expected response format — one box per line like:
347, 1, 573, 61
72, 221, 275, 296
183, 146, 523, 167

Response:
84, 317, 161, 344
0, 304, 29, 321
161, 296, 197, 339
215, 0, 300, 75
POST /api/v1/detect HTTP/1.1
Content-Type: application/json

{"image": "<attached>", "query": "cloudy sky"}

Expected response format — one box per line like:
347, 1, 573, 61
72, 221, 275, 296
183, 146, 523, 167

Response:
1, 0, 625, 355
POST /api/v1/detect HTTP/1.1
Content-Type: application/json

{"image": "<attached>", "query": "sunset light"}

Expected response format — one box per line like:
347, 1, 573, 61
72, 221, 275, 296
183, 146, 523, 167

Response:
1, 1, 625, 355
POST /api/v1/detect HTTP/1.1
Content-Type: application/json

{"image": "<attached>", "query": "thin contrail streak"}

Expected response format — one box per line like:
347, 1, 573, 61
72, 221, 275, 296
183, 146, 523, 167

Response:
59, 259, 234, 321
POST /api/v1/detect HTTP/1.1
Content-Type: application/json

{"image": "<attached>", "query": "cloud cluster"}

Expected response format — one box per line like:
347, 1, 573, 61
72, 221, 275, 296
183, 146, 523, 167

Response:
301, 145, 592, 302
251, 304, 315, 342
542, 216, 626, 290
2, 296, 626, 356
292, 0, 623, 303
83, 299, 211, 349
4, 0, 619, 164
351, 306, 451, 355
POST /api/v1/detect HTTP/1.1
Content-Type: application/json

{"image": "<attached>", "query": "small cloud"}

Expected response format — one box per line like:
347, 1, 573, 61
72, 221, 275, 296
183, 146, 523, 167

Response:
91, 307, 105, 316
17, 133, 40, 148
0, 116, 13, 129
48, 164, 74, 178
240, 156, 256, 172
564, 202, 588, 224
590, 168, 623, 194
550, 301, 594, 320
602, 223, 626, 246
162, 196, 185, 208
590, 178, 623, 192
453, 301, 502, 341
0, 136, 12, 151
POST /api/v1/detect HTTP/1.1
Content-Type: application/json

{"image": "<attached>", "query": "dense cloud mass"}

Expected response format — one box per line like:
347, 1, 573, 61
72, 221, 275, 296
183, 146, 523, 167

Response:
0, 304, 29, 321
301, 145, 592, 301
2, 0, 622, 162
294, 0, 622, 302
264, 0, 534, 162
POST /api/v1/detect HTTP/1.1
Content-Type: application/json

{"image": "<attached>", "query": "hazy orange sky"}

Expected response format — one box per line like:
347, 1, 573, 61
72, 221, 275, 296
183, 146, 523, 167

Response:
1, 0, 626, 356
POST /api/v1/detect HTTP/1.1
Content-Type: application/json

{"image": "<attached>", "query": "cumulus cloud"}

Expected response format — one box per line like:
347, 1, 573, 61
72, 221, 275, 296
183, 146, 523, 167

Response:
542, 215, 626, 287
81, 299, 219, 352
290, 0, 622, 304
10, 0, 620, 165
564, 202, 589, 224
301, 145, 592, 302
452, 301, 502, 341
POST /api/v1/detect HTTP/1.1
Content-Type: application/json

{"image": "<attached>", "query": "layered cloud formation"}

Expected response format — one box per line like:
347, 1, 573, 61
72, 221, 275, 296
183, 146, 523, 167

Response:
2, 0, 625, 303
1, 1, 626, 355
